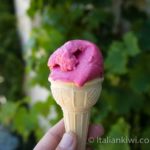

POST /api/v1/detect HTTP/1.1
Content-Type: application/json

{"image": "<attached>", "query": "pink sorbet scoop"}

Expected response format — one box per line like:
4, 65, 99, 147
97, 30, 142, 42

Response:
47, 39, 104, 86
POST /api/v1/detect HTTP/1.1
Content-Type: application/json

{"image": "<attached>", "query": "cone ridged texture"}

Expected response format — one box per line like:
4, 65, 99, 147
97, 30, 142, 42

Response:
50, 78, 103, 150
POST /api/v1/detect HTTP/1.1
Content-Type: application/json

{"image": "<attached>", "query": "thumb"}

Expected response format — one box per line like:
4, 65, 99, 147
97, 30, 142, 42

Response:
56, 132, 77, 150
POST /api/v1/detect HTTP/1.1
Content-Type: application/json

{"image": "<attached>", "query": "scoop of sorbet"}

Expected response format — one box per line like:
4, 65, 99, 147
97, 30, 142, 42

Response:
47, 40, 103, 86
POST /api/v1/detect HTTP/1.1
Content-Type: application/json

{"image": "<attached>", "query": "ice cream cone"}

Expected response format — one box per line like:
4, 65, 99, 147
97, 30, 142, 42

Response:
49, 78, 103, 150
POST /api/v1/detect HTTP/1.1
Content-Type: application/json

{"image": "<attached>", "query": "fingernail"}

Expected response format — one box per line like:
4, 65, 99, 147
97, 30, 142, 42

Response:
59, 132, 74, 148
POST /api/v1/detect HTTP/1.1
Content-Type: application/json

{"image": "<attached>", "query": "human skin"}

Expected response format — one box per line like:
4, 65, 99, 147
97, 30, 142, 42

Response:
34, 119, 104, 150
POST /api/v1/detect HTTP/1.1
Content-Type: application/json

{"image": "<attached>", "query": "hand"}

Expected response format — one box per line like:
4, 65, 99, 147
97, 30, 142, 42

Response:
34, 119, 104, 150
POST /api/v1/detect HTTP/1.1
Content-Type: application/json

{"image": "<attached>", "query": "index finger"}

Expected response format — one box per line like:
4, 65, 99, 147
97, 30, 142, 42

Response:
34, 119, 65, 150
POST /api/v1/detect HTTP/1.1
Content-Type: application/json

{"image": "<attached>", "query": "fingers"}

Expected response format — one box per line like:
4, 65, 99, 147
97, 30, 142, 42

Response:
55, 124, 104, 150
88, 124, 104, 139
87, 124, 104, 150
56, 132, 77, 150
34, 119, 104, 150
34, 119, 65, 150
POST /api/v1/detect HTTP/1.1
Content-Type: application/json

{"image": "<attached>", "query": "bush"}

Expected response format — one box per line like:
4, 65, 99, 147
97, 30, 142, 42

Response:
0, 0, 24, 101
27, 0, 150, 149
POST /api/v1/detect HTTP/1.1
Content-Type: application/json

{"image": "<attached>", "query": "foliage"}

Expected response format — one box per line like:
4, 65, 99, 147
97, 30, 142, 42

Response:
99, 118, 130, 150
26, 0, 150, 149
0, 0, 150, 150
0, 0, 24, 101
0, 97, 53, 140
0, 0, 32, 149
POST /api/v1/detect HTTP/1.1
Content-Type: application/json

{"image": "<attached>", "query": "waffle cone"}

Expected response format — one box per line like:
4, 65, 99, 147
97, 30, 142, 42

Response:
50, 78, 103, 150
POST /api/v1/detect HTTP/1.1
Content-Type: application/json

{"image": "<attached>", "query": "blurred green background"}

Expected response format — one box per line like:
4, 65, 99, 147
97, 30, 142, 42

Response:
0, 0, 150, 150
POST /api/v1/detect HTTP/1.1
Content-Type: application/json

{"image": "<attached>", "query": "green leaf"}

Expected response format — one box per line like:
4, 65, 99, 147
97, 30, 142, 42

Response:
105, 32, 140, 75
129, 54, 150, 93
13, 107, 38, 140
13, 107, 30, 140
91, 99, 110, 123
141, 127, 150, 150
102, 87, 143, 115
138, 20, 150, 51
100, 118, 130, 150
33, 56, 49, 87
0, 102, 18, 125
130, 70, 150, 93
31, 99, 51, 116
123, 32, 140, 56
105, 42, 128, 74
82, 31, 97, 42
